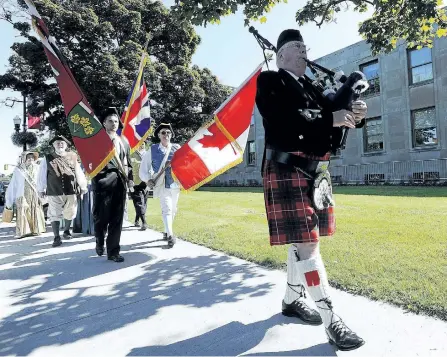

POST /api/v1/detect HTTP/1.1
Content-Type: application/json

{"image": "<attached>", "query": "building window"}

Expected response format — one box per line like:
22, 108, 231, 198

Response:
250, 110, 255, 126
408, 47, 433, 84
247, 141, 256, 165
360, 60, 380, 96
331, 148, 342, 158
364, 117, 384, 152
412, 107, 437, 147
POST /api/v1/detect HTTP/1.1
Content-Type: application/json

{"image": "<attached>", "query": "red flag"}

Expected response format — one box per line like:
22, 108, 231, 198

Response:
25, 0, 115, 178
27, 113, 41, 129
171, 63, 263, 191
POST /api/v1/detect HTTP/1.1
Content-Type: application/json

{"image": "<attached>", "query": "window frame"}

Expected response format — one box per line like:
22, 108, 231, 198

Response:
359, 60, 380, 97
363, 116, 384, 153
411, 107, 438, 148
247, 140, 256, 166
407, 47, 434, 85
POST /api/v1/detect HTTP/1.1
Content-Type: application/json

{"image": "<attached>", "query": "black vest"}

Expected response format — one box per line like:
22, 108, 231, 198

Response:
46, 153, 78, 196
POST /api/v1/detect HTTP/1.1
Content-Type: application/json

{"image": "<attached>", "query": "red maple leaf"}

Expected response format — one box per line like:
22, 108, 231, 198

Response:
197, 124, 229, 150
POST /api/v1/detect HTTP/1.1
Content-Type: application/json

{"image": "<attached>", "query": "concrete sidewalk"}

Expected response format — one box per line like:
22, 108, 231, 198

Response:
0, 220, 446, 357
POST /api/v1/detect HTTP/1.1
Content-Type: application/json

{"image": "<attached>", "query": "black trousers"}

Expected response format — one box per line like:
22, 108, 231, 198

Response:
132, 194, 147, 224
93, 179, 126, 257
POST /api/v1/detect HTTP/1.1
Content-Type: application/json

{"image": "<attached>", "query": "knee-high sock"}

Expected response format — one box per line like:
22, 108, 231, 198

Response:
294, 254, 340, 327
63, 219, 72, 233
284, 245, 306, 304
51, 221, 60, 238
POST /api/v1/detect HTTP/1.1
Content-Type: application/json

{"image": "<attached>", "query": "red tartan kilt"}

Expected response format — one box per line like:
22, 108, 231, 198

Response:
263, 155, 336, 246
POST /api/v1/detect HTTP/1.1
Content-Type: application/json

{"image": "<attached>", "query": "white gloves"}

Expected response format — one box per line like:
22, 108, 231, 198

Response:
351, 100, 367, 122
332, 100, 368, 128
332, 110, 356, 128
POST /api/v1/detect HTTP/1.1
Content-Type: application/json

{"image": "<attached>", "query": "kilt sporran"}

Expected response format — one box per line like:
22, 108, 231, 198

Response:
308, 162, 334, 211
293, 160, 334, 211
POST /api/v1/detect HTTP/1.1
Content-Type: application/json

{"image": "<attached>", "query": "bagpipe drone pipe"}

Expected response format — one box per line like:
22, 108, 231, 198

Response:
248, 26, 369, 150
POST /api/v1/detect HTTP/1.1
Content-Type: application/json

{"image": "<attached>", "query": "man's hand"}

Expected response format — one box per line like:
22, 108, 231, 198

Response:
332, 110, 356, 128
351, 100, 367, 122
147, 179, 155, 189
128, 180, 135, 188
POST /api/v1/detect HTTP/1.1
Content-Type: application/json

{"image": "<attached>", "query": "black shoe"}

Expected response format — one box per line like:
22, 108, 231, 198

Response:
282, 299, 323, 325
167, 235, 176, 248
52, 236, 62, 247
96, 244, 104, 257
162, 232, 168, 241
326, 319, 365, 351
134, 221, 140, 227
108, 254, 124, 263
140, 224, 148, 231
63, 231, 72, 240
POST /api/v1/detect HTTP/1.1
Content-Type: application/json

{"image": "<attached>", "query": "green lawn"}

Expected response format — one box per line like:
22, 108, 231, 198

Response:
127, 186, 447, 320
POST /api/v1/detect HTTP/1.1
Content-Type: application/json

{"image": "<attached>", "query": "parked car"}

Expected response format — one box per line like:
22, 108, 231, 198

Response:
0, 182, 8, 206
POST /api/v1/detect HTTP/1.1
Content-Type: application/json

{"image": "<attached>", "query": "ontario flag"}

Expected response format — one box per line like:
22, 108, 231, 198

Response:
119, 52, 152, 153
25, 0, 115, 178
171, 62, 263, 191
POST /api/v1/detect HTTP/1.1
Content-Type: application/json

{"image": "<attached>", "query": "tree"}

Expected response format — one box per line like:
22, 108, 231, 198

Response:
171, 0, 447, 55
0, 0, 232, 144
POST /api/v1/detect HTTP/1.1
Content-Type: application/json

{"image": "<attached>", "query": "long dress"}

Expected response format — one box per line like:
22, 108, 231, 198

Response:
6, 163, 46, 238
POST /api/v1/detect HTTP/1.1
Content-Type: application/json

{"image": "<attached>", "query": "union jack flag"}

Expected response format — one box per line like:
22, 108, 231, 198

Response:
120, 53, 153, 153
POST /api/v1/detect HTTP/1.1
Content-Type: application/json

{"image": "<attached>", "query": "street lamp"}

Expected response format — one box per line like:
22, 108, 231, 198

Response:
13, 115, 21, 133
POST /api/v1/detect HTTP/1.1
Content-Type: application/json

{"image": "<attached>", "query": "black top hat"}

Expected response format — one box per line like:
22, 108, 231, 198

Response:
277, 29, 304, 51
49, 135, 71, 146
100, 107, 123, 129
153, 123, 175, 138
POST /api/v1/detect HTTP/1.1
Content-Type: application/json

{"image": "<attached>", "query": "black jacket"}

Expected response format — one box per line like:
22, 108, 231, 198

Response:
256, 69, 345, 156
91, 136, 133, 191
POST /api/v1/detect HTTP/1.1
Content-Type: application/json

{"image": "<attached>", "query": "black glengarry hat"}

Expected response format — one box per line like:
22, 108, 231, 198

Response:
277, 29, 304, 51
100, 107, 123, 129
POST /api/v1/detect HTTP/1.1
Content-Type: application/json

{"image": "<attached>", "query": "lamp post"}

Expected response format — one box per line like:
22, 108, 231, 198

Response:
10, 96, 28, 152
13, 115, 21, 133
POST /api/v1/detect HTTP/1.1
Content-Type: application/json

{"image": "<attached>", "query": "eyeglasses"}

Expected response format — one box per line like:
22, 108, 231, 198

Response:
160, 131, 171, 135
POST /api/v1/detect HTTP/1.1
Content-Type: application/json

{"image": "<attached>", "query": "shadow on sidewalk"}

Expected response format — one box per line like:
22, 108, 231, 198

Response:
127, 314, 336, 356
0, 243, 274, 356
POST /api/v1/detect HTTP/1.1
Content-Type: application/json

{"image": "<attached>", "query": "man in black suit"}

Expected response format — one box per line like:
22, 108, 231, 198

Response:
256, 29, 367, 351
92, 107, 133, 263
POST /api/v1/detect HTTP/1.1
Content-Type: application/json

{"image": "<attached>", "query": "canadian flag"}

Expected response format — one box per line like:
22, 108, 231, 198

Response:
171, 62, 263, 191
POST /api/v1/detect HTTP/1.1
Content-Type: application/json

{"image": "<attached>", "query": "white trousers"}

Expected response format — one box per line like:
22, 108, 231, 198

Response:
159, 187, 180, 236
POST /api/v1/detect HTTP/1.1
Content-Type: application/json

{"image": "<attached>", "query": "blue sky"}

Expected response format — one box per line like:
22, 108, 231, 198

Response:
0, 1, 373, 174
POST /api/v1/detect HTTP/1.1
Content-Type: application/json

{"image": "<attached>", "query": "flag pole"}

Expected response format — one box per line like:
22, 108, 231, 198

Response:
212, 60, 265, 115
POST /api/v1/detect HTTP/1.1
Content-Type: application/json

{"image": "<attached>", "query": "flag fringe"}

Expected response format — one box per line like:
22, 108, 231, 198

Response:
130, 124, 154, 154
172, 156, 244, 193
86, 148, 116, 179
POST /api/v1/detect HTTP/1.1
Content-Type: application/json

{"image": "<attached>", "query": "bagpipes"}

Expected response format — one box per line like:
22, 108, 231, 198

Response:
249, 26, 369, 150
